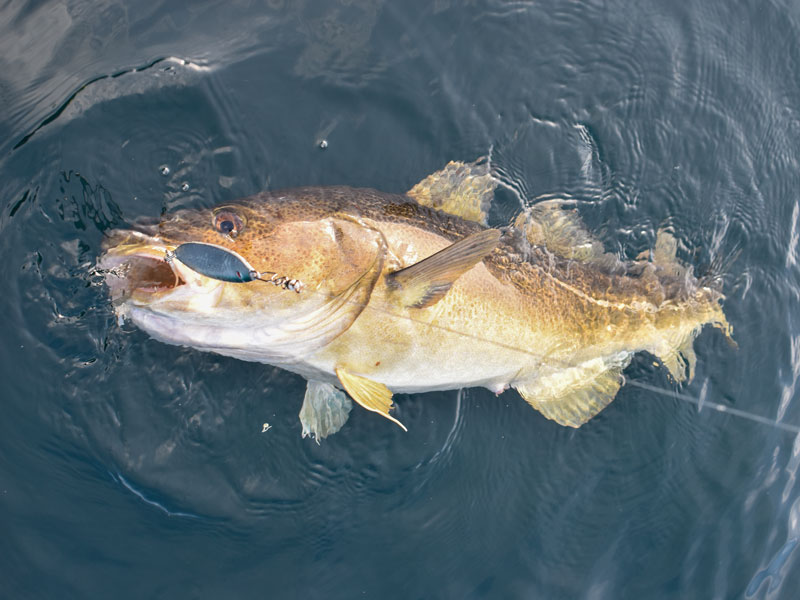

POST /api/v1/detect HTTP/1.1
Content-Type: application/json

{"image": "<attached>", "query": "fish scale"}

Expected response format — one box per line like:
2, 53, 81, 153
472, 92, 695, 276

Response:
98, 160, 732, 440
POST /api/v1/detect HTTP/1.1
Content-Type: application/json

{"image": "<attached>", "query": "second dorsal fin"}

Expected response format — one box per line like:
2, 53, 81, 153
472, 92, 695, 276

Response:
407, 159, 496, 225
515, 199, 619, 267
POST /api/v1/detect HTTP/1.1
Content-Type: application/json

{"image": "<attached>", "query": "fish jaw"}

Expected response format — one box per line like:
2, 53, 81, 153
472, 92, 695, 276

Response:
98, 232, 225, 309
97, 220, 385, 369
99, 238, 276, 360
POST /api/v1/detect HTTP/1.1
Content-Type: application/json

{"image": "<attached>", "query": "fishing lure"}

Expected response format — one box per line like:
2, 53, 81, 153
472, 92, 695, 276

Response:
166, 242, 303, 292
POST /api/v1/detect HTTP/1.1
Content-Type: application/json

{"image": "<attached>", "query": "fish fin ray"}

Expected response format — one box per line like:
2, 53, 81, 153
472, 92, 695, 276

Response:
386, 228, 500, 309
516, 200, 618, 266
655, 333, 698, 383
515, 355, 631, 427
653, 228, 678, 265
407, 159, 496, 224
335, 367, 407, 431
652, 227, 688, 278
299, 380, 353, 442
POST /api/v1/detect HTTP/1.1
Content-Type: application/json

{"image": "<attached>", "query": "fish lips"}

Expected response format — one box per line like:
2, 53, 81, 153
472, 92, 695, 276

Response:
98, 229, 222, 305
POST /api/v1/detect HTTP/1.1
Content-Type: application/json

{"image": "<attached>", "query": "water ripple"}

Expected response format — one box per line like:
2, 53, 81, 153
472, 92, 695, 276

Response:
4, 0, 800, 597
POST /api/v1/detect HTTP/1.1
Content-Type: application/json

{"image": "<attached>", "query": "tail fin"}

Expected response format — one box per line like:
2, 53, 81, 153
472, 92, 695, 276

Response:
655, 332, 699, 383
698, 244, 742, 293
649, 229, 736, 377
697, 237, 739, 348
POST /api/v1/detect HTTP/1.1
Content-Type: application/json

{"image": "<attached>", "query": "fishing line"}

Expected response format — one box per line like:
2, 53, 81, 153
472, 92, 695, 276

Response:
235, 270, 800, 437
360, 293, 800, 436
627, 381, 800, 435
100, 238, 800, 436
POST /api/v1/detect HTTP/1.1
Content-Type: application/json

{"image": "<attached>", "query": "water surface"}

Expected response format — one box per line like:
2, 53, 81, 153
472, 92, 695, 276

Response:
2, 1, 799, 598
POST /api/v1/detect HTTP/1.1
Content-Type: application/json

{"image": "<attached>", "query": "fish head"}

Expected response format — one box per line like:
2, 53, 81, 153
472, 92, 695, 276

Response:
98, 197, 385, 362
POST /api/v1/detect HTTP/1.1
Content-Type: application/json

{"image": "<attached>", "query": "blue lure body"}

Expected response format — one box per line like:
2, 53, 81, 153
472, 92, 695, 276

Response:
172, 242, 257, 283
169, 242, 303, 292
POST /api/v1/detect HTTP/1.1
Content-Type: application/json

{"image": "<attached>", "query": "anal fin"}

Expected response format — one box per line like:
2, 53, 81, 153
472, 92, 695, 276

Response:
300, 380, 353, 442
335, 367, 407, 431
386, 228, 500, 308
515, 355, 631, 427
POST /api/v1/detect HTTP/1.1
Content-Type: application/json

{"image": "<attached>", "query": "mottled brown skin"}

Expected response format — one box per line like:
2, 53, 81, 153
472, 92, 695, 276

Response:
159, 186, 721, 333
103, 184, 729, 417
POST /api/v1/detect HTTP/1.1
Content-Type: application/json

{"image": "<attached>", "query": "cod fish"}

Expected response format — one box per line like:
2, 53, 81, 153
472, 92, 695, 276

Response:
99, 161, 732, 440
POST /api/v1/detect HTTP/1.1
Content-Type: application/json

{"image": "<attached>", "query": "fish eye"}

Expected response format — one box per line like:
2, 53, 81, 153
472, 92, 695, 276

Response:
213, 209, 245, 237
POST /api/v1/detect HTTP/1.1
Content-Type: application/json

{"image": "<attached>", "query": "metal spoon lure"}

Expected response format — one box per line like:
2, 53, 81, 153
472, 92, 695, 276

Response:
165, 242, 303, 292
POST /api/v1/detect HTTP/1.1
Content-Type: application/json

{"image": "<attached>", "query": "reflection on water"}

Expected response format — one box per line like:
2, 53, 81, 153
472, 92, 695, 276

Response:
293, 0, 385, 85
2, 0, 800, 598
747, 538, 798, 597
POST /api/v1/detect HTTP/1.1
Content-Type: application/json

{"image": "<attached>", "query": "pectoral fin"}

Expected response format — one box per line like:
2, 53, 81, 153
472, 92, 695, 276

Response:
386, 228, 501, 309
299, 380, 353, 442
335, 367, 407, 431
515, 354, 631, 427
407, 159, 496, 224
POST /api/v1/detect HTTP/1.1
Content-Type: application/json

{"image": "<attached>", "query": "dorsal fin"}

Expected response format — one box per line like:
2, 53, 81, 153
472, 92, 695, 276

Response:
515, 199, 615, 264
653, 228, 678, 265
386, 228, 501, 309
407, 159, 496, 225
652, 228, 687, 278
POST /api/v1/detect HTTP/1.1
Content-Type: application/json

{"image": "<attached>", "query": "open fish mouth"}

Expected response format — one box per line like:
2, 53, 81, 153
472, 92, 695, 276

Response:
98, 230, 211, 304
98, 245, 182, 304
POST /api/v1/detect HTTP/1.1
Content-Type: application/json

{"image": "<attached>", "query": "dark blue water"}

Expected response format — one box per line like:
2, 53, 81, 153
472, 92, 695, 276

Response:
2, 1, 799, 598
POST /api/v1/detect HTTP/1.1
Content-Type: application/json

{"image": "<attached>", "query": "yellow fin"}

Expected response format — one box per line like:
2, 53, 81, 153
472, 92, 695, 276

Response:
656, 333, 698, 383
652, 228, 686, 277
335, 367, 407, 431
407, 159, 496, 224
514, 355, 631, 427
516, 200, 618, 266
386, 228, 500, 308
653, 228, 678, 264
